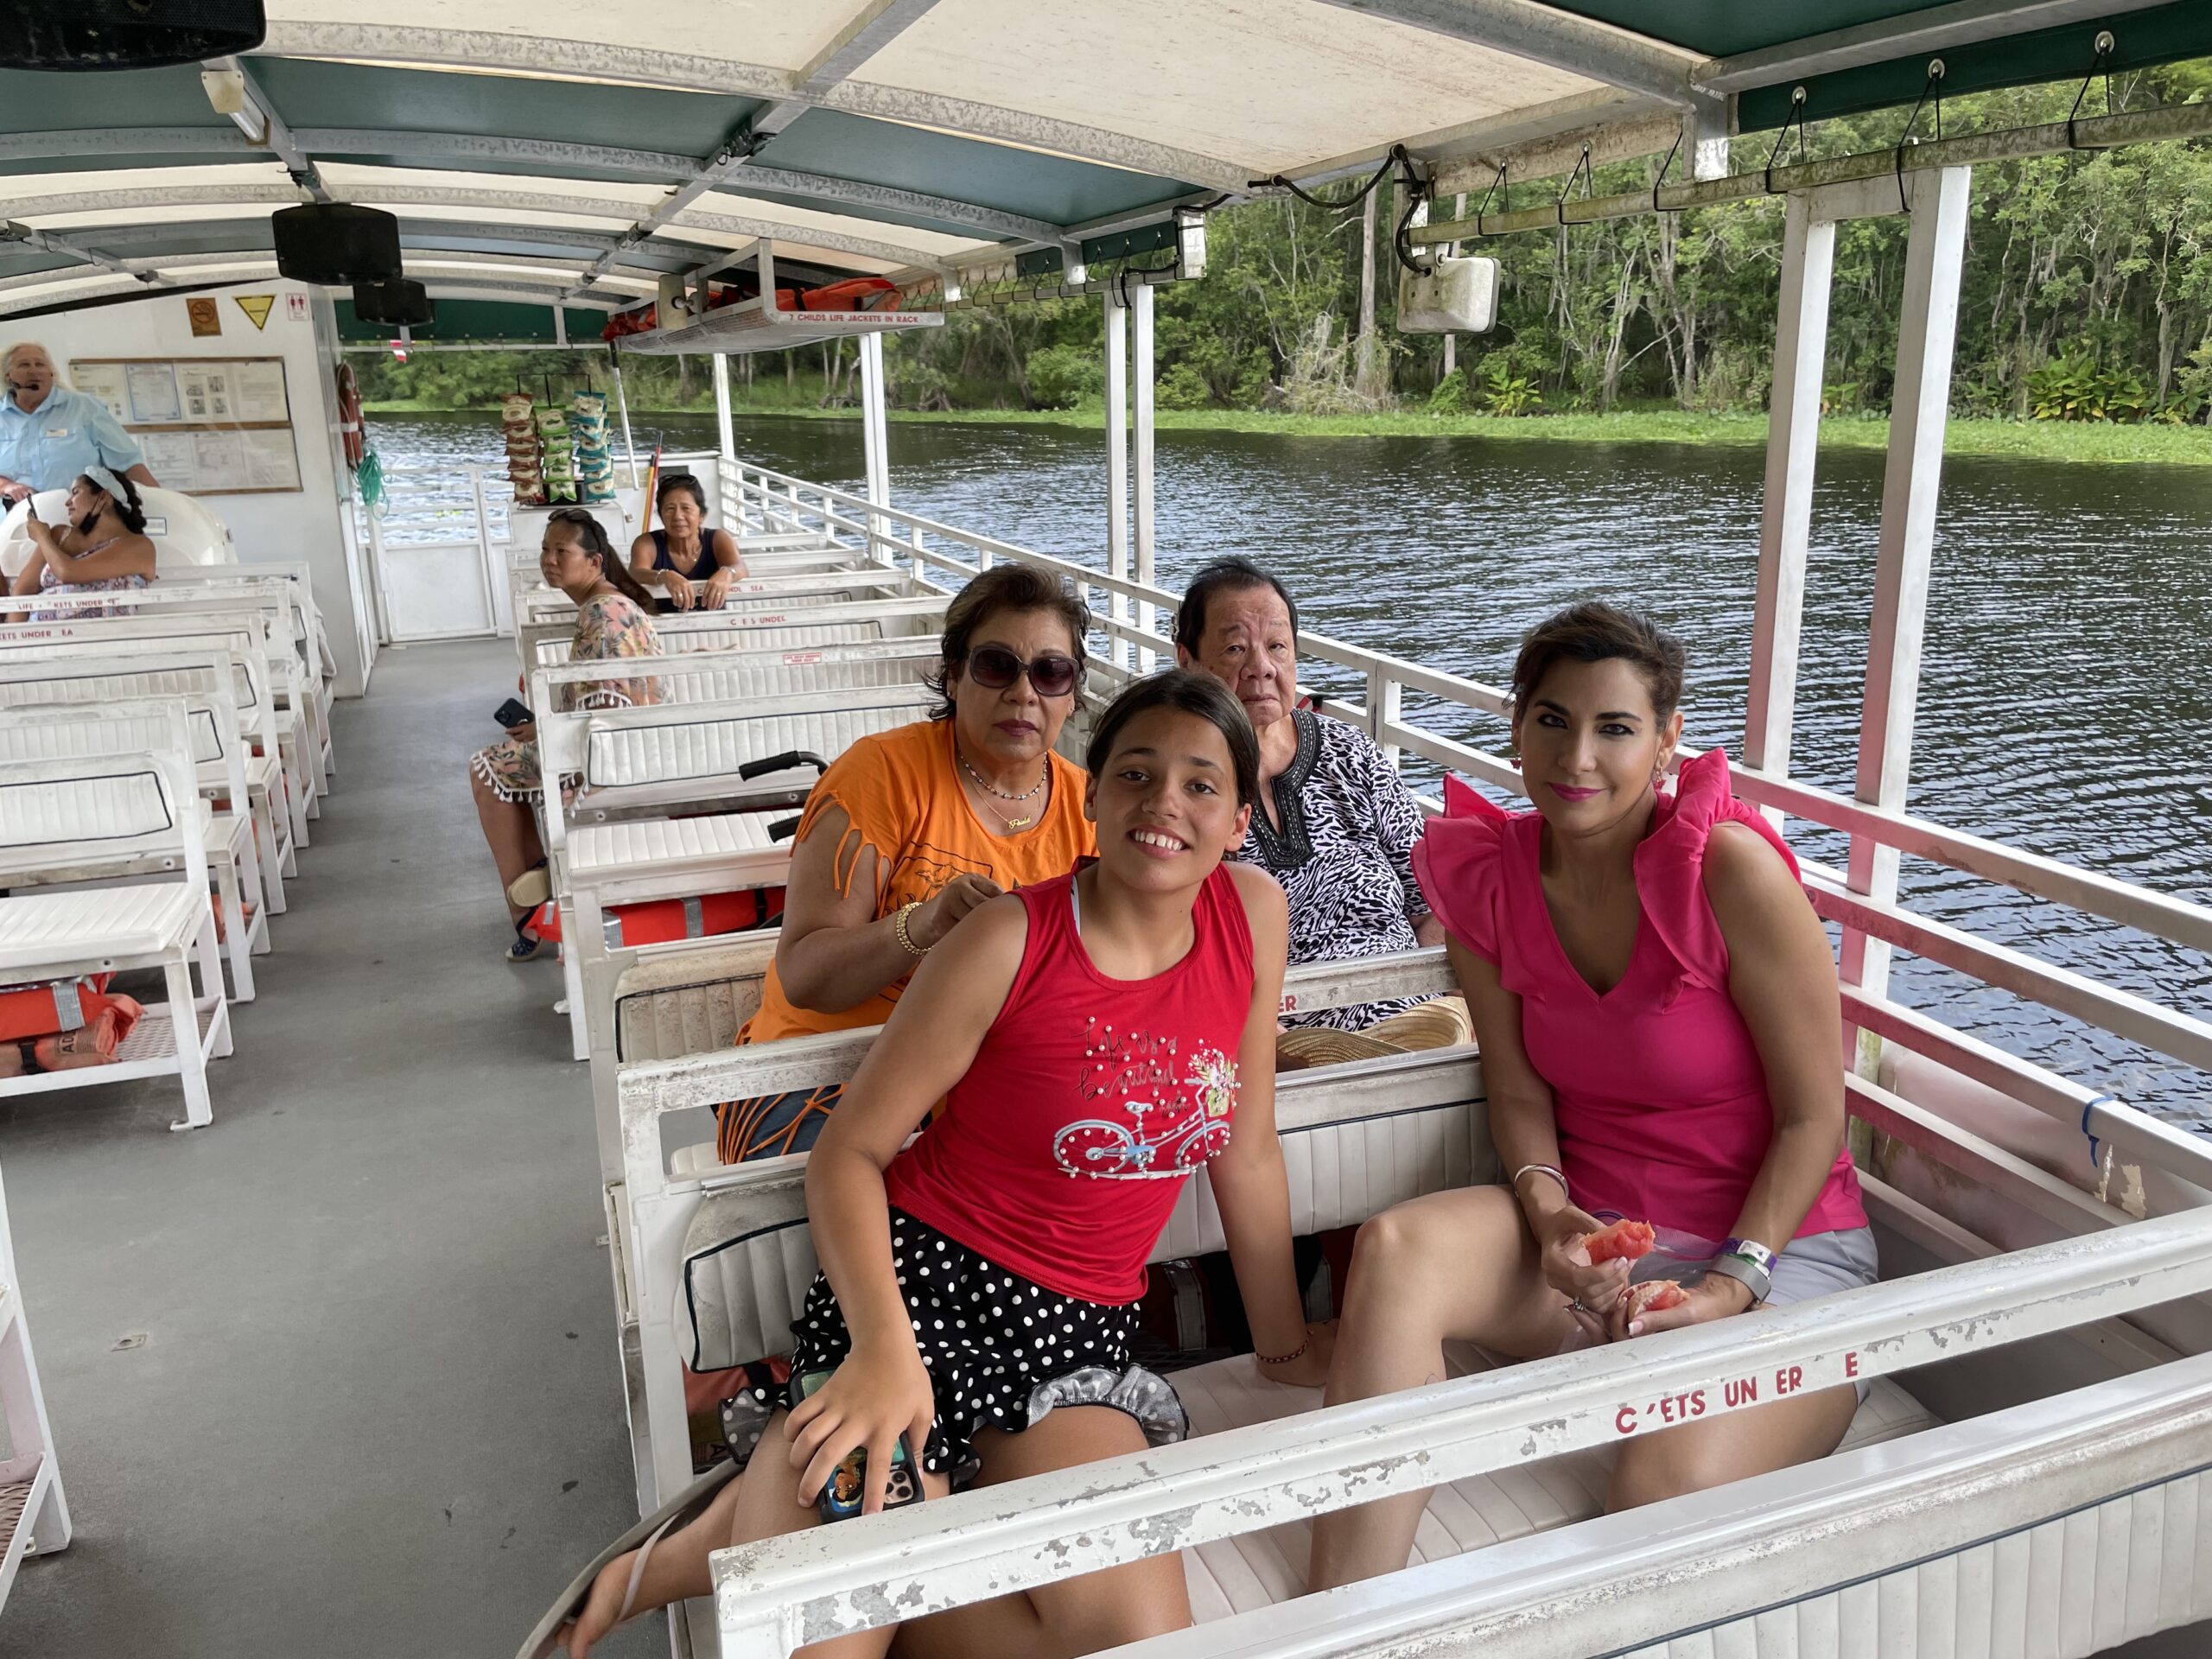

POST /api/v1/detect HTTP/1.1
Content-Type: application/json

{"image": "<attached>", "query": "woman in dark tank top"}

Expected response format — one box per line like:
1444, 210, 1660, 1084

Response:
626, 472, 746, 612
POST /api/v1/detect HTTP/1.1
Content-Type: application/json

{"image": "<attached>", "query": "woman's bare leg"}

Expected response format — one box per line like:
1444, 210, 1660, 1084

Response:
566, 1410, 950, 1659
894, 1407, 1190, 1659
1305, 1187, 1572, 1592
1608, 1384, 1857, 1513
468, 765, 543, 926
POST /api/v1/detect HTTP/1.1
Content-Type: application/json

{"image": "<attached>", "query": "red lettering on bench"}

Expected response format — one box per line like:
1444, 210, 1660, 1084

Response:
1614, 1404, 1637, 1435
1725, 1376, 1758, 1408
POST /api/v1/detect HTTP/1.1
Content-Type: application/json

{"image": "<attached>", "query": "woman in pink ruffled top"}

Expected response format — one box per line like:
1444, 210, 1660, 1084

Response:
1307, 601, 1872, 1590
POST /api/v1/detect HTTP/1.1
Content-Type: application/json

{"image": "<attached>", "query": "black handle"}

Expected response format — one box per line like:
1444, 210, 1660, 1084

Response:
738, 749, 828, 781
767, 815, 803, 842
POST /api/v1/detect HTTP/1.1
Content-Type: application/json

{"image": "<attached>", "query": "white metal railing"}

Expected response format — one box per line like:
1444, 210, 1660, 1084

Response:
710, 1209, 2212, 1656
716, 455, 2212, 1182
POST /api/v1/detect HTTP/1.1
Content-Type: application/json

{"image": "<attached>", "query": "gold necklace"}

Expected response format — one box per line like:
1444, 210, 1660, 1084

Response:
957, 748, 1047, 830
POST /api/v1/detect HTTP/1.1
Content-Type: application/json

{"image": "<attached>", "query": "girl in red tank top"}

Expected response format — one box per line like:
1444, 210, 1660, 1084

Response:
556, 673, 1330, 1659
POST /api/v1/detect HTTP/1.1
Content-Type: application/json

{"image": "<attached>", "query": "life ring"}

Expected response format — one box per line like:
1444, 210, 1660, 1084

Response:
335, 361, 365, 471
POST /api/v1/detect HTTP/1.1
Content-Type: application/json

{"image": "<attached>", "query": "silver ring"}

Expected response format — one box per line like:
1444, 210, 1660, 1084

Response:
1567, 1299, 1586, 1315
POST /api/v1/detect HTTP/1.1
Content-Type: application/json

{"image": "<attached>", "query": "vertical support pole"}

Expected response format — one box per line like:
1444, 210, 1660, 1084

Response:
1840, 166, 1973, 1053
1441, 192, 1465, 383
1132, 282, 1157, 671
469, 465, 501, 637
552, 304, 568, 348
363, 502, 393, 645
611, 355, 641, 489
711, 351, 736, 528
858, 331, 892, 566
1104, 290, 1129, 671
1743, 194, 1837, 802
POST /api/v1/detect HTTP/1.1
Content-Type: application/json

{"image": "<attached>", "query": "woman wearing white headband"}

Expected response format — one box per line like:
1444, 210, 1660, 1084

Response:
9, 465, 157, 620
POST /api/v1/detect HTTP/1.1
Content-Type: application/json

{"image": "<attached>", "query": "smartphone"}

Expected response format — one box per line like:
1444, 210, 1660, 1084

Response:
493, 697, 532, 729
793, 1370, 923, 1522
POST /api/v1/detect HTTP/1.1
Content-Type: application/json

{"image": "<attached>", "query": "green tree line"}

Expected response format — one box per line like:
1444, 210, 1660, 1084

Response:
359, 60, 2212, 426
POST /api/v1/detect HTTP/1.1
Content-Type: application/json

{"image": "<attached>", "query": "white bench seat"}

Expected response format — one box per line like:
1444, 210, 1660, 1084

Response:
0, 883, 206, 970
614, 939, 772, 1065
570, 812, 779, 881
1170, 1346, 1942, 1622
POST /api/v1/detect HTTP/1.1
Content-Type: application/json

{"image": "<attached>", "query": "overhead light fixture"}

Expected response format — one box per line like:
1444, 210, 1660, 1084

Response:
18, 0, 264, 70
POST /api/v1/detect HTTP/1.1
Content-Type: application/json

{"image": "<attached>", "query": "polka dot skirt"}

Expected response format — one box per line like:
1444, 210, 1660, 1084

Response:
788, 1209, 1180, 1485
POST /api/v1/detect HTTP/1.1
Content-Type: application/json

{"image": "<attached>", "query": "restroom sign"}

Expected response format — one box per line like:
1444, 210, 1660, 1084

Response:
286, 294, 308, 322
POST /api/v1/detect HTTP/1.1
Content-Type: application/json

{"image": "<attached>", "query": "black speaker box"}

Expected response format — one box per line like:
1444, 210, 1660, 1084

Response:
272, 204, 403, 287
18, 0, 264, 69
353, 278, 434, 328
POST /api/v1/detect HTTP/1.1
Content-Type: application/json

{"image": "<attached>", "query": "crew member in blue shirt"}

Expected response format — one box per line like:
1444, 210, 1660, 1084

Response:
0, 342, 160, 507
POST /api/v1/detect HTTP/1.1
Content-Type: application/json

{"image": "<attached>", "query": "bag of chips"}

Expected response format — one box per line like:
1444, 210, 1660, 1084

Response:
501, 392, 535, 423
535, 408, 569, 436
569, 390, 607, 418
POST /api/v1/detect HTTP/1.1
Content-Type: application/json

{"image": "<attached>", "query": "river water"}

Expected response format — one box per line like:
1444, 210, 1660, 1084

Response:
371, 409, 2212, 1125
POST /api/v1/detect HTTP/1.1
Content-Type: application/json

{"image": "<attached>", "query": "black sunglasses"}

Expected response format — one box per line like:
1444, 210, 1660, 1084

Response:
963, 645, 1081, 699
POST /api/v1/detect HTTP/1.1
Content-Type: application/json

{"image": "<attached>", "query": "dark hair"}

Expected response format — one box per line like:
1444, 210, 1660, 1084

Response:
81, 472, 147, 535
1173, 557, 1300, 656
1509, 601, 1687, 722
656, 473, 708, 512
1084, 671, 1262, 810
545, 505, 654, 609
923, 563, 1091, 720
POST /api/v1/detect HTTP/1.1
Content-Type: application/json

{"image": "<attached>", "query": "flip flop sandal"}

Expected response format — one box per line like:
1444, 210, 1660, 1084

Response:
505, 917, 553, 964
507, 861, 552, 912
518, 1459, 741, 1659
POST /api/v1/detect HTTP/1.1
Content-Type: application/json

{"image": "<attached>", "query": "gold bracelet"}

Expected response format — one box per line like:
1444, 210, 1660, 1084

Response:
1510, 1162, 1570, 1200
893, 900, 930, 957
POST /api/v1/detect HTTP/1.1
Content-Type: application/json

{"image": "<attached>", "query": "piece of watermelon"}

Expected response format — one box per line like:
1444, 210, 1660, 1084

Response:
1581, 1218, 1656, 1263
1624, 1280, 1688, 1319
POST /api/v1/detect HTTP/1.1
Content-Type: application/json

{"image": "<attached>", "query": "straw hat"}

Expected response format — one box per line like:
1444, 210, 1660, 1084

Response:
1275, 996, 1471, 1072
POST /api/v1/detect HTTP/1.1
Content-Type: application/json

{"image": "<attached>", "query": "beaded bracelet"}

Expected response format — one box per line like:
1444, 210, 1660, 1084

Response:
893, 900, 930, 957
1255, 1334, 1312, 1368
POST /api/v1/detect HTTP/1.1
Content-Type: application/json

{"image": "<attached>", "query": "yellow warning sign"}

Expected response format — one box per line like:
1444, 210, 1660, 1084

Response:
235, 295, 275, 331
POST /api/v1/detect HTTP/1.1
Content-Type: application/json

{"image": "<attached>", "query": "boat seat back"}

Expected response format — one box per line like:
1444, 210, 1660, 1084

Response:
672, 1049, 1487, 1375
580, 694, 933, 793
0, 650, 266, 727
0, 609, 272, 661
531, 620, 890, 671
0, 697, 227, 771
0, 763, 175, 851
620, 653, 921, 709
613, 935, 779, 1062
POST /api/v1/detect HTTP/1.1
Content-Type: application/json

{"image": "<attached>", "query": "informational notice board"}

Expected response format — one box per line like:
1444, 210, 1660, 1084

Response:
68, 356, 302, 495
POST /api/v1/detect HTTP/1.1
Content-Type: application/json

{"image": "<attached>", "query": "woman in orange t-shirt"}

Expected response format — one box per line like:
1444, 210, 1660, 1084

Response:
717, 563, 1096, 1162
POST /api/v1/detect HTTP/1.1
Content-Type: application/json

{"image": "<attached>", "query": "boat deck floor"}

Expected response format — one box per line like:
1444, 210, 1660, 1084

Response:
0, 639, 658, 1657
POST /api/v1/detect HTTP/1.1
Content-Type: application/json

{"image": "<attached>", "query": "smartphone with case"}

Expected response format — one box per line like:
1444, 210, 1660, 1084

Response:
794, 1370, 923, 1522
493, 697, 533, 729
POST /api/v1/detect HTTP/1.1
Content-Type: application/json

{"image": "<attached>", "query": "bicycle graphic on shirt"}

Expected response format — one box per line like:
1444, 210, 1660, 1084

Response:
1053, 1046, 1240, 1179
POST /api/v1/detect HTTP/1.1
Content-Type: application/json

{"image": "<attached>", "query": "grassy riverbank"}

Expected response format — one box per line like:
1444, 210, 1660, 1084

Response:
362, 398, 2212, 466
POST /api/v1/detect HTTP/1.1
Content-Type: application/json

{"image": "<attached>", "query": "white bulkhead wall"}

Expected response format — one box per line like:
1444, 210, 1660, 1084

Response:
21, 278, 378, 696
